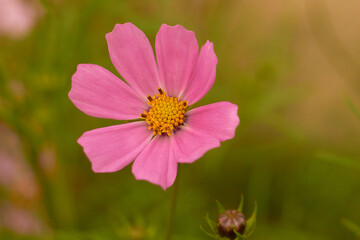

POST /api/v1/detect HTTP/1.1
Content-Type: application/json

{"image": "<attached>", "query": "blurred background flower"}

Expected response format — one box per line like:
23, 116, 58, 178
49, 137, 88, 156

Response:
0, 0, 359, 239
0, 203, 45, 236
0, 124, 47, 237
0, 0, 44, 39
0, 124, 39, 201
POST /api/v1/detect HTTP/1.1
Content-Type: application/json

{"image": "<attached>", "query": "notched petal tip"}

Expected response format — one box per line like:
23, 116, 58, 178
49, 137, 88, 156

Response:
173, 127, 221, 164
68, 63, 148, 120
158, 23, 196, 37
76, 132, 87, 147
220, 102, 240, 139
77, 133, 108, 173
181, 39, 218, 105
204, 40, 213, 47
131, 136, 177, 191
106, 22, 160, 97
202, 40, 217, 62
78, 123, 152, 174
90, 164, 112, 173
132, 169, 172, 191
230, 102, 240, 126
132, 173, 169, 191
68, 64, 85, 102
105, 22, 134, 39
156, 23, 199, 98
186, 101, 240, 142
160, 183, 170, 191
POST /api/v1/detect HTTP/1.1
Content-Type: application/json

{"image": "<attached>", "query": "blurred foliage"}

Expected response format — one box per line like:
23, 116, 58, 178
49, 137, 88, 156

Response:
342, 219, 360, 239
1, 0, 360, 239
345, 98, 360, 122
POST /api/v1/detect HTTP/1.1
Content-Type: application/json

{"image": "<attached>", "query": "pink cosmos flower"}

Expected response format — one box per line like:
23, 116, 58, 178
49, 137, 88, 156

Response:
69, 23, 239, 190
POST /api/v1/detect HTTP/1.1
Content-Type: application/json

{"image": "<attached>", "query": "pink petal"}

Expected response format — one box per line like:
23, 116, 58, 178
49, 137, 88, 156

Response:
78, 122, 152, 173
155, 24, 198, 98
172, 126, 220, 164
132, 136, 177, 190
182, 41, 218, 105
186, 102, 240, 141
106, 23, 160, 98
69, 64, 147, 120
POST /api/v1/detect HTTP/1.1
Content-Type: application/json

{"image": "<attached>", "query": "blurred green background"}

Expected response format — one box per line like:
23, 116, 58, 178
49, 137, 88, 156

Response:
1, 0, 360, 239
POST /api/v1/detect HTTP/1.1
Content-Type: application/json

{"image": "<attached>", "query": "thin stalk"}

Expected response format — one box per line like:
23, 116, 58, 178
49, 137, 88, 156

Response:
164, 166, 180, 240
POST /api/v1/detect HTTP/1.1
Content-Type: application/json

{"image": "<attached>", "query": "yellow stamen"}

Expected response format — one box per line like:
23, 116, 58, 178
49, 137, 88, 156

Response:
140, 88, 188, 136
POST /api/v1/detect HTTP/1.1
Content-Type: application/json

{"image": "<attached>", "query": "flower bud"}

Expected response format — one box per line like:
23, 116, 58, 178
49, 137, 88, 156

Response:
217, 209, 246, 239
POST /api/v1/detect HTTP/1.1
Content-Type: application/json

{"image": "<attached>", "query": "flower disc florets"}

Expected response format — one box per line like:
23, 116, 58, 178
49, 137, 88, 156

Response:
217, 210, 246, 239
141, 88, 188, 136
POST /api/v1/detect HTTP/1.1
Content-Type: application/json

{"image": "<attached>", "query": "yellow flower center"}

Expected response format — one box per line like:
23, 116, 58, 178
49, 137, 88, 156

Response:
141, 88, 188, 136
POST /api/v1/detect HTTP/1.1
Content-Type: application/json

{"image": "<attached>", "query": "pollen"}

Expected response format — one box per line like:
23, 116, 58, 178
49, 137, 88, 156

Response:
140, 88, 188, 136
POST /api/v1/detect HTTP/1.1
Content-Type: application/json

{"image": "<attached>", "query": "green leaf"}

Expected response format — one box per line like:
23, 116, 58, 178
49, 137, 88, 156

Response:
237, 194, 244, 213
341, 218, 360, 237
244, 202, 257, 237
216, 200, 226, 214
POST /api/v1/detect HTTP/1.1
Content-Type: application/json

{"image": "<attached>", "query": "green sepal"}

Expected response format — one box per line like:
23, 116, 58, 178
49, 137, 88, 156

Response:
234, 230, 246, 239
200, 225, 221, 239
205, 213, 217, 233
216, 200, 225, 214
237, 194, 244, 213
244, 201, 257, 237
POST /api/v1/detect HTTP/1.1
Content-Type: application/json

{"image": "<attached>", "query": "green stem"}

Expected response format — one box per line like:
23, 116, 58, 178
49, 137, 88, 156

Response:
164, 166, 180, 240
